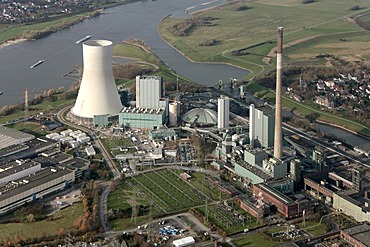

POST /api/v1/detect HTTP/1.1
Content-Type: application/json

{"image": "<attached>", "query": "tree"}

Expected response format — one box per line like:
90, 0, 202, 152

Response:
27, 213, 35, 223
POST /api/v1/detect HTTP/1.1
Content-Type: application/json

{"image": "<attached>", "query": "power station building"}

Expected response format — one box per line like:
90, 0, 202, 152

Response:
136, 75, 163, 109
119, 107, 166, 129
71, 40, 123, 124
218, 95, 230, 129
249, 104, 275, 148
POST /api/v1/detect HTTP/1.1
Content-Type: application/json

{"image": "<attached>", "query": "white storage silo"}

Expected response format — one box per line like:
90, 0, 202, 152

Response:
169, 102, 179, 126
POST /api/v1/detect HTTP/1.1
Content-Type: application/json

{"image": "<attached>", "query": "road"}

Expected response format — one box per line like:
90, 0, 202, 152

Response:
57, 105, 121, 233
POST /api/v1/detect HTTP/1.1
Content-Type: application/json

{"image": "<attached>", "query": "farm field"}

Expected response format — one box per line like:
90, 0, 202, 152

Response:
158, 0, 370, 78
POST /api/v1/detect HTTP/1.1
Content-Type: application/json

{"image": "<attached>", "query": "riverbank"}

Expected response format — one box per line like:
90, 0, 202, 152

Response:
317, 119, 370, 141
0, 38, 27, 49
157, 15, 251, 78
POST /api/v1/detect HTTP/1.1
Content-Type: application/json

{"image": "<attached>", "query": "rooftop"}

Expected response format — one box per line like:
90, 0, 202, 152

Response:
120, 107, 164, 115
182, 108, 217, 125
257, 183, 294, 205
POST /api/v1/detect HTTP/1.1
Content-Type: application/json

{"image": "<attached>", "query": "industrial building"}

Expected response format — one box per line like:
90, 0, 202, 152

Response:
168, 102, 180, 127
136, 75, 163, 109
234, 161, 272, 185
0, 167, 75, 215
249, 104, 275, 148
119, 107, 166, 129
182, 108, 217, 126
71, 40, 123, 123
262, 157, 287, 179
253, 183, 311, 218
340, 224, 370, 247
217, 95, 229, 129
0, 160, 41, 184
333, 189, 370, 222
0, 126, 35, 149
149, 128, 176, 140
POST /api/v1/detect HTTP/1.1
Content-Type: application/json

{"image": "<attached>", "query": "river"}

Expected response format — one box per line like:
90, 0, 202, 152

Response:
0, 0, 369, 150
0, 0, 249, 108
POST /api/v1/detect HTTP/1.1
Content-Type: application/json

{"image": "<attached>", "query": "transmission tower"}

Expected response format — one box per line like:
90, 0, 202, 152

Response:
130, 192, 138, 224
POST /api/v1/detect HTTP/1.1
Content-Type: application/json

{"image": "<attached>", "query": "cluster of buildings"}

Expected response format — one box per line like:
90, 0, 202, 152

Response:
0, 127, 89, 215
69, 39, 234, 131
287, 72, 370, 114
0, 0, 95, 23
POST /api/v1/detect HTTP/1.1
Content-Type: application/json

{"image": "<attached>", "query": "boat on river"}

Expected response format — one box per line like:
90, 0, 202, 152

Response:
30, 60, 44, 69
76, 35, 92, 44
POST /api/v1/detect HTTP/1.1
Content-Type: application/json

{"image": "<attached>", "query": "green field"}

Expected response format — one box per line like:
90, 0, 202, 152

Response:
197, 202, 261, 234
298, 220, 329, 236
100, 136, 135, 156
158, 0, 370, 78
0, 202, 83, 241
112, 42, 191, 87
108, 169, 228, 230
233, 233, 283, 247
0, 14, 92, 44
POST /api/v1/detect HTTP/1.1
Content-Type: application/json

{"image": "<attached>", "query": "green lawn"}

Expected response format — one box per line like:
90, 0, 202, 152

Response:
233, 233, 283, 247
158, 0, 370, 78
100, 136, 135, 156
298, 220, 329, 236
0, 202, 83, 240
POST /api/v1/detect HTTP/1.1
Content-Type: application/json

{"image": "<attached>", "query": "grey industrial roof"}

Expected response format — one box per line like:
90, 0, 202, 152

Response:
0, 126, 35, 148
0, 168, 73, 201
0, 161, 40, 180
61, 157, 89, 169
343, 224, 370, 235
182, 108, 217, 125
258, 183, 294, 205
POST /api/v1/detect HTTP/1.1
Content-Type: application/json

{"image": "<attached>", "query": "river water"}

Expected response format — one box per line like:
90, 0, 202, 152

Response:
0, 0, 249, 108
0, 0, 369, 150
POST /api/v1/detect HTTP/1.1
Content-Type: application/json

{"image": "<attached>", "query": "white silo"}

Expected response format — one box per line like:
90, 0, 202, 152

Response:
71, 40, 123, 122
217, 95, 229, 129
169, 102, 179, 126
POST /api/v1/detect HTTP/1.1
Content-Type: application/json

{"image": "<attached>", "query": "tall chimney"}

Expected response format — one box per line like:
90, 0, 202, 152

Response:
274, 27, 283, 159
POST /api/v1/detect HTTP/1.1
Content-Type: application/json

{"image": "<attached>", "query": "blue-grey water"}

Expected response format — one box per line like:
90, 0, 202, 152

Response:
0, 0, 368, 150
0, 0, 248, 108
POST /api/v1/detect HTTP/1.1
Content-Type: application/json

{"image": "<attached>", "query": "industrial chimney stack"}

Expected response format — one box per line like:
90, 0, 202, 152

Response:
274, 27, 283, 159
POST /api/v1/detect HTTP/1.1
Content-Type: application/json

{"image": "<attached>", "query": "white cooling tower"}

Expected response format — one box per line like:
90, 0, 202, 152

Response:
169, 102, 179, 126
71, 40, 122, 121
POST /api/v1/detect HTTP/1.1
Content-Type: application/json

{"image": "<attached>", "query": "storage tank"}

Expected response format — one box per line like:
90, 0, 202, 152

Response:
71, 40, 123, 122
169, 102, 179, 126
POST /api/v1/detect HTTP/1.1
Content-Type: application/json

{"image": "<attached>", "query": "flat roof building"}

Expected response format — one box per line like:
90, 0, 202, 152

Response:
0, 167, 75, 215
0, 126, 35, 149
119, 107, 166, 129
136, 75, 163, 109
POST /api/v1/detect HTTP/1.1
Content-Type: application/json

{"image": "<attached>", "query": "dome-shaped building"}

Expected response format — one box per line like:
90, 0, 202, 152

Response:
182, 108, 217, 126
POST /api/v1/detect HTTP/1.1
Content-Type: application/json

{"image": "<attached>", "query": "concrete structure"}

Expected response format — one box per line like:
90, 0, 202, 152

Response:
182, 108, 217, 126
0, 160, 41, 184
340, 224, 370, 247
0, 167, 75, 215
290, 159, 302, 183
253, 183, 311, 218
136, 75, 163, 109
240, 85, 247, 98
119, 107, 166, 129
244, 148, 268, 166
274, 27, 283, 159
168, 102, 179, 127
333, 190, 370, 222
249, 105, 275, 148
217, 95, 229, 129
262, 157, 287, 179
172, 236, 195, 247
0, 126, 34, 149
234, 161, 272, 185
149, 128, 176, 140
71, 40, 123, 122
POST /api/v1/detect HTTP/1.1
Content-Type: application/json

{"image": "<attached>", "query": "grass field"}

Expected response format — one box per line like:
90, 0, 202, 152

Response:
298, 220, 329, 236
100, 136, 135, 156
0, 14, 91, 44
112, 42, 191, 87
197, 202, 261, 234
158, 0, 370, 78
108, 169, 228, 230
233, 233, 283, 247
0, 202, 83, 241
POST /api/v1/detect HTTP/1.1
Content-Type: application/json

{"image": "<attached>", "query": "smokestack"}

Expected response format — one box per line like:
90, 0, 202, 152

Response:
274, 27, 283, 159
